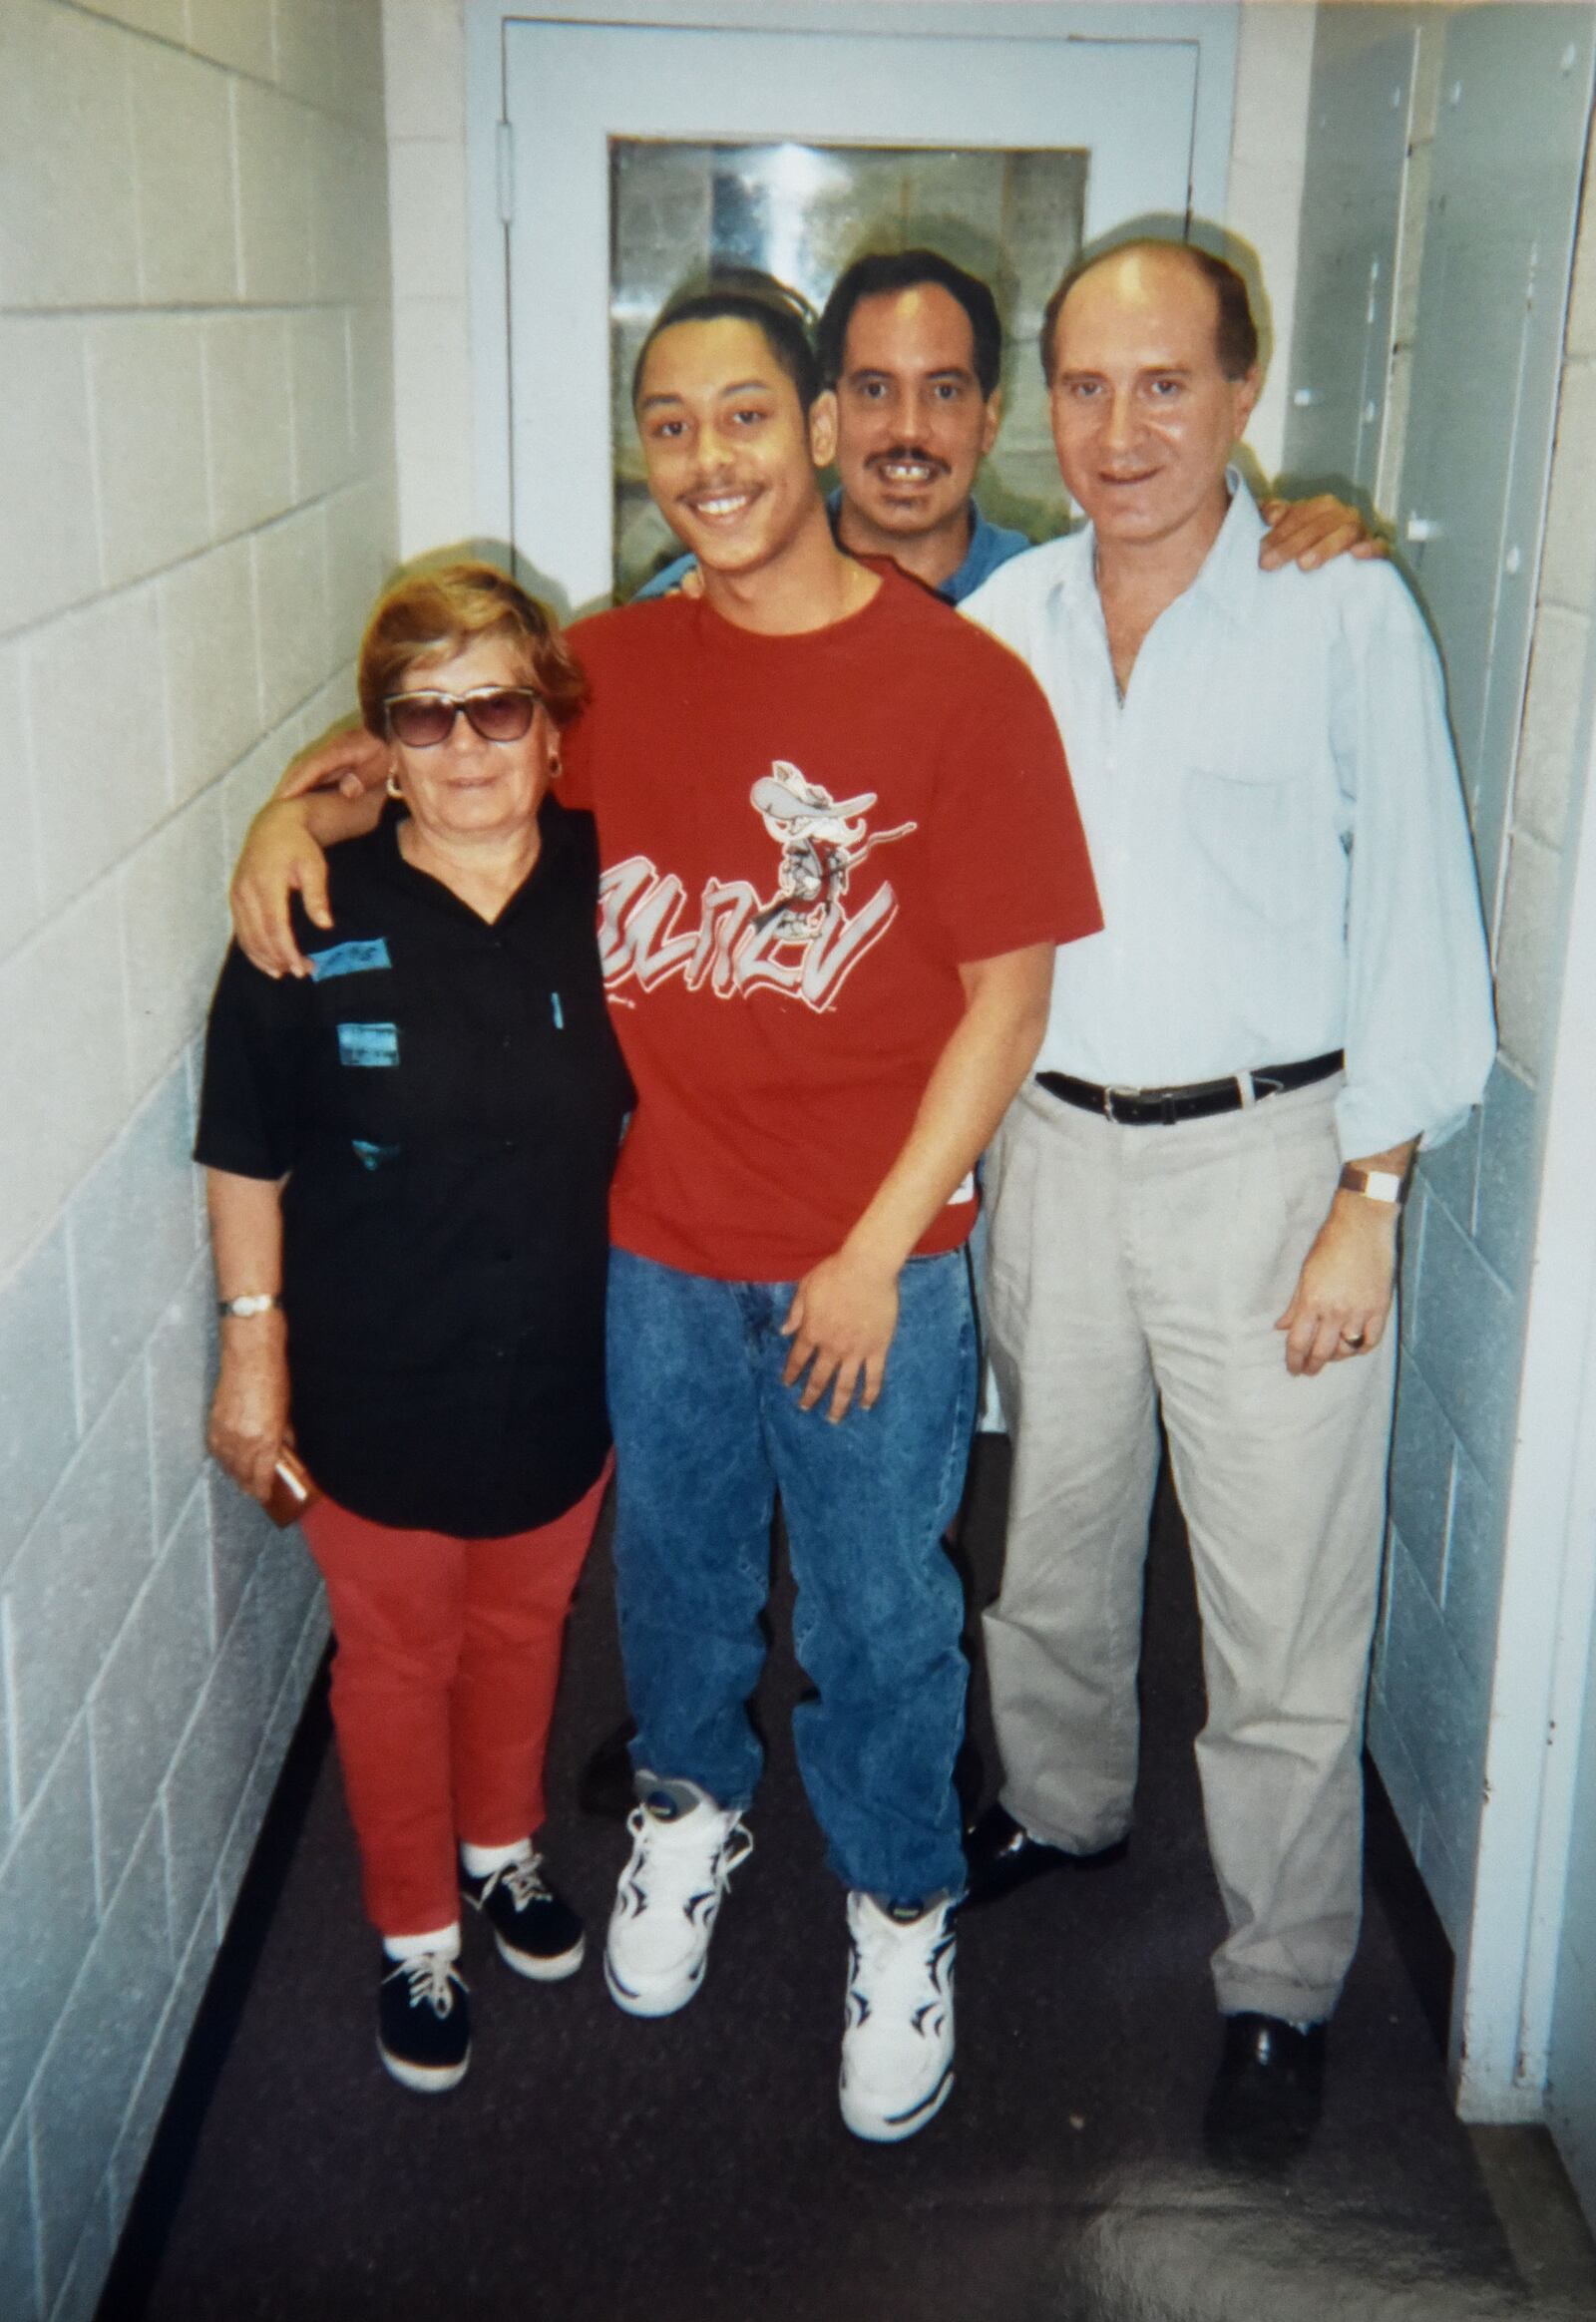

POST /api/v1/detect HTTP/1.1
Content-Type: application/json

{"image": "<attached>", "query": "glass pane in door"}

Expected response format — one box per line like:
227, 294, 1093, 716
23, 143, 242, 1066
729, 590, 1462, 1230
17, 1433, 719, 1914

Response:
609, 139, 1087, 598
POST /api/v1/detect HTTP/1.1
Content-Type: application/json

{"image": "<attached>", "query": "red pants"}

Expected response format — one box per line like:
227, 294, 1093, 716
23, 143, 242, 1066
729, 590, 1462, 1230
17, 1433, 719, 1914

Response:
300, 1465, 608, 1940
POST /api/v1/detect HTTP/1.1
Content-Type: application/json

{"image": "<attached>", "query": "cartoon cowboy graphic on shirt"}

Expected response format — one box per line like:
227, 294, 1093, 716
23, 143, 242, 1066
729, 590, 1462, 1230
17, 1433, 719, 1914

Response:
750, 763, 917, 946
598, 759, 919, 1012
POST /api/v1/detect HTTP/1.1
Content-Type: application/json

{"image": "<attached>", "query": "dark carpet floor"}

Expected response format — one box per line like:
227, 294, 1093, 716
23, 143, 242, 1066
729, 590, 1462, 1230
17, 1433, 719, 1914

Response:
108, 1441, 1574, 2321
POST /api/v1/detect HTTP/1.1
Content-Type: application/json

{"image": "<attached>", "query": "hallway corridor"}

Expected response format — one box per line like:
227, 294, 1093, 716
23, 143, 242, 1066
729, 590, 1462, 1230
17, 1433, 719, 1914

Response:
103, 1446, 1595, 2321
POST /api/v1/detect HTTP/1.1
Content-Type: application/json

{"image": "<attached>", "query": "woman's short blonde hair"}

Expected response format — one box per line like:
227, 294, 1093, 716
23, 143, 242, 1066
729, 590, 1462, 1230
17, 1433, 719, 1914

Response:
357, 561, 588, 736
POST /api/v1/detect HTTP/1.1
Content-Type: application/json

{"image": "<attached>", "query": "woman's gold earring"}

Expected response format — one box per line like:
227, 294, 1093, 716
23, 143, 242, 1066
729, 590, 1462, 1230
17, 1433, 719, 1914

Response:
548, 755, 563, 781
385, 771, 403, 800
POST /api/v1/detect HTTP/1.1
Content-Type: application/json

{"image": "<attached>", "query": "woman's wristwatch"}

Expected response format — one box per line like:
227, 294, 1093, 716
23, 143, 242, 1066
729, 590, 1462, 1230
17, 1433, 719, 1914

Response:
217, 1293, 283, 1319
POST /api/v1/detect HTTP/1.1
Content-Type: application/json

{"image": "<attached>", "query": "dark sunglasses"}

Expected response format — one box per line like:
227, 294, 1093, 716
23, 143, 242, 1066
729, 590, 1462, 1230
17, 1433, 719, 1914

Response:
385, 686, 542, 748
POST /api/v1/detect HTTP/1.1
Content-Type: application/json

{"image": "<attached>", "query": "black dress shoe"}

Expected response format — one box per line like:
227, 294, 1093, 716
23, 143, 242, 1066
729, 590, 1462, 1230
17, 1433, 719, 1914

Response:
1203, 2012, 1326, 2169
959, 1802, 1128, 1912
577, 1718, 638, 1819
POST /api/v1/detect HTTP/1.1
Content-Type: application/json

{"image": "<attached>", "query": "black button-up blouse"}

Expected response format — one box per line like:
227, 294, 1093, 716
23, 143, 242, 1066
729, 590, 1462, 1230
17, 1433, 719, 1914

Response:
196, 799, 631, 1537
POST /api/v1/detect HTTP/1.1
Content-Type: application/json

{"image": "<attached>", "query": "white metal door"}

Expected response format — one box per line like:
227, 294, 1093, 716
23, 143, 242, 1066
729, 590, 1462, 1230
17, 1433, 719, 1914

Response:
495, 13, 1220, 608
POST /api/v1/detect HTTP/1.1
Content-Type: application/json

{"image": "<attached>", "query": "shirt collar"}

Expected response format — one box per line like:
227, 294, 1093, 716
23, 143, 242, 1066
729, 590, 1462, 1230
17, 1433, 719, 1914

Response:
946, 504, 1031, 602
1185, 470, 1267, 627
823, 488, 1021, 604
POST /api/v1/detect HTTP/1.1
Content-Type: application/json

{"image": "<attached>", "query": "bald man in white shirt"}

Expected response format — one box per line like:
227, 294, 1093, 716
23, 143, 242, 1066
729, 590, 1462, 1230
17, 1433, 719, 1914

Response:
958, 239, 1495, 2166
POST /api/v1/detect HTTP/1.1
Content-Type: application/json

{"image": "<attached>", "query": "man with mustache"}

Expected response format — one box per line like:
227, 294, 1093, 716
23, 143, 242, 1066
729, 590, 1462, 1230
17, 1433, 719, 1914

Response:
957, 237, 1495, 2166
638, 247, 1374, 609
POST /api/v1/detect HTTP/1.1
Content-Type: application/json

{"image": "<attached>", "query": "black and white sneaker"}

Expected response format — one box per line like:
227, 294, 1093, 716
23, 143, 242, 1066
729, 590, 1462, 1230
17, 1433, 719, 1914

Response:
462, 1848, 586, 1982
604, 1782, 753, 2018
377, 1951, 471, 2094
839, 1893, 956, 2142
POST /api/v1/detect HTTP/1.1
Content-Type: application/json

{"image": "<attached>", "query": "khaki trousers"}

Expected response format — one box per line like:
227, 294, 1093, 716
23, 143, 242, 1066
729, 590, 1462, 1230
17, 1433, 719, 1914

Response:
982, 1075, 1396, 2023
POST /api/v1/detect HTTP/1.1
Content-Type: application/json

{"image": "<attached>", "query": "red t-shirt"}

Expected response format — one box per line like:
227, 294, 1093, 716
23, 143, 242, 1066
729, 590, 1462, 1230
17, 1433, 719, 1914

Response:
565, 568, 1099, 1281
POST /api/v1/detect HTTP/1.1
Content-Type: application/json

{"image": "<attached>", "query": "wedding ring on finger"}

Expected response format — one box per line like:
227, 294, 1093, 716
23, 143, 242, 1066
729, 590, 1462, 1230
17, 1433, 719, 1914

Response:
1341, 1331, 1367, 1351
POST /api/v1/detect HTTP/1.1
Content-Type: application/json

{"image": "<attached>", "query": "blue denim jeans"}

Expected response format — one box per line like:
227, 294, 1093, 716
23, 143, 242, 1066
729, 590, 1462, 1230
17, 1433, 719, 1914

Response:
606, 1247, 978, 1902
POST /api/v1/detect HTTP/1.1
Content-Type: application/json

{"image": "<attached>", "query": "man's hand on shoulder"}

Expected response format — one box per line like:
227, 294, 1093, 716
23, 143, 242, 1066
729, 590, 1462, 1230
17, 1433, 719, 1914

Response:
1258, 494, 1389, 574
230, 800, 334, 979
230, 724, 389, 977
781, 1247, 901, 1423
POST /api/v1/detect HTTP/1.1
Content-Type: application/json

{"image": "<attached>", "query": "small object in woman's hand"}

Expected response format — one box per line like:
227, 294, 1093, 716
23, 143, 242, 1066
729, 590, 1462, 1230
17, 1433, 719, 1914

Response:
265, 1449, 322, 1528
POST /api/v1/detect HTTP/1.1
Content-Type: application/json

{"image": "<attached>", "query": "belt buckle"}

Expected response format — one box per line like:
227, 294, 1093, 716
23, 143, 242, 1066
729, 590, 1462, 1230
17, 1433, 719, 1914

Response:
1102, 1084, 1137, 1124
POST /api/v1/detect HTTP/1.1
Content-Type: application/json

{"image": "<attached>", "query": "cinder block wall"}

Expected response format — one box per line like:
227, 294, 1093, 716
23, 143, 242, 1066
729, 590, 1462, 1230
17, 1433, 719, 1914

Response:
383, 0, 474, 557
1370, 105, 1596, 1944
0, 5, 397, 2317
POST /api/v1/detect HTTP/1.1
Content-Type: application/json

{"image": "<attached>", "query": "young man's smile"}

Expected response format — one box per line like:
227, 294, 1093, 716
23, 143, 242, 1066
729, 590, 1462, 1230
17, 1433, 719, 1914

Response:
683, 486, 761, 522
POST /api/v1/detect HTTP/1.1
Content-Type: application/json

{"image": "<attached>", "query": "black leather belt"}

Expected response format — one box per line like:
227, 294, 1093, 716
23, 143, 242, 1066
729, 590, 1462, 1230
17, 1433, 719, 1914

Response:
1034, 1050, 1343, 1128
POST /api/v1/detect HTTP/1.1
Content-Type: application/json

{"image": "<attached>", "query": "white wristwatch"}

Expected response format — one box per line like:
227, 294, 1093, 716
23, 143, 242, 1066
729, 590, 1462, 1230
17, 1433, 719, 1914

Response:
217, 1293, 282, 1319
1338, 1165, 1406, 1207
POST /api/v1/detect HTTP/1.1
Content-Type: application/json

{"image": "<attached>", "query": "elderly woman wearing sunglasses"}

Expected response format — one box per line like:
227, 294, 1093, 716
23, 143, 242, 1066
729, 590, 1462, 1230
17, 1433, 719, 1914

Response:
197, 563, 630, 2094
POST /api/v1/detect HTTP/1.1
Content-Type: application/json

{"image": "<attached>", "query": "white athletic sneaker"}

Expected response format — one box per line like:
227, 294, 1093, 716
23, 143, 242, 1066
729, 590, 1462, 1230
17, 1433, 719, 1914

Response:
603, 1784, 753, 2018
839, 1891, 956, 2142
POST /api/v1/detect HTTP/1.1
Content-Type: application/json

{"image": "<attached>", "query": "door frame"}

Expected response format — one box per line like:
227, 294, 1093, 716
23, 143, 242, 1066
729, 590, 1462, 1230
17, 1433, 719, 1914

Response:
462, 0, 1242, 580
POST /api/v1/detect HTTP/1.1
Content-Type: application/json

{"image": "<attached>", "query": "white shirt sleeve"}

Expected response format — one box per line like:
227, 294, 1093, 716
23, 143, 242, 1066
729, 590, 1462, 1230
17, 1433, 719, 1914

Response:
1330, 568, 1497, 1157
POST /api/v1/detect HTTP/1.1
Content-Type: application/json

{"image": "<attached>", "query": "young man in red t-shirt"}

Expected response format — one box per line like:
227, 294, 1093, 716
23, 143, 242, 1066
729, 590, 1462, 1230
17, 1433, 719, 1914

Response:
229, 282, 1098, 2142
574, 293, 1094, 2143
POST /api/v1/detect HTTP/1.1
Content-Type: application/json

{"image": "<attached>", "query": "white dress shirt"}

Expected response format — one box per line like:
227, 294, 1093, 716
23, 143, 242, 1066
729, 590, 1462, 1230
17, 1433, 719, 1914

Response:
962, 480, 1496, 1158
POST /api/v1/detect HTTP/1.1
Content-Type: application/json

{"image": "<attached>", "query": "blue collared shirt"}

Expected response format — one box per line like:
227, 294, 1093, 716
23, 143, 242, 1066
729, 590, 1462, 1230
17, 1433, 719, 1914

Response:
962, 480, 1496, 1158
631, 490, 1030, 606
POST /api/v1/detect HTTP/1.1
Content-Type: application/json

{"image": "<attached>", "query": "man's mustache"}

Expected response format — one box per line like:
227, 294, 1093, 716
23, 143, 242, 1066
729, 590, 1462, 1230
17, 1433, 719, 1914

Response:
865, 447, 951, 477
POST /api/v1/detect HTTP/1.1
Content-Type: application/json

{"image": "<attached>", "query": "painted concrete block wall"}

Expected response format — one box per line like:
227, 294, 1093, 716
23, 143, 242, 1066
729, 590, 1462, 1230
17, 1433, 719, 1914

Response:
384, 0, 475, 557
0, 5, 396, 2317
1366, 84, 1596, 1952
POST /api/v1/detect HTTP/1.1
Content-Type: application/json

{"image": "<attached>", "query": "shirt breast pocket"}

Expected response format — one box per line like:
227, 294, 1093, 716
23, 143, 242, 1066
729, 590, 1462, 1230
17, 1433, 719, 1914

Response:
1183, 745, 1321, 933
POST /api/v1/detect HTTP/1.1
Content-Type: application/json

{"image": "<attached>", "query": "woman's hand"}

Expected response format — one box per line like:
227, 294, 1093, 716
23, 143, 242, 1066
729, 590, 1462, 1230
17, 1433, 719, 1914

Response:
208, 1324, 292, 1504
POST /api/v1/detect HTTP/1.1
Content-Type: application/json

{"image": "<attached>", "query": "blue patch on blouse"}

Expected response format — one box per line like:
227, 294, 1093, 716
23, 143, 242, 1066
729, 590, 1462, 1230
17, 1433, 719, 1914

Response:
351, 1138, 401, 1170
307, 938, 391, 981
337, 1022, 400, 1067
